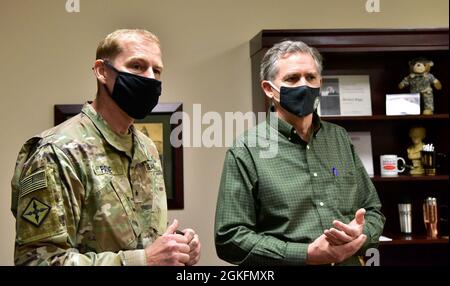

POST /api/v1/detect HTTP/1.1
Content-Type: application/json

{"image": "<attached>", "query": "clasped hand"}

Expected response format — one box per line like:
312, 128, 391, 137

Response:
307, 208, 367, 265
145, 219, 201, 266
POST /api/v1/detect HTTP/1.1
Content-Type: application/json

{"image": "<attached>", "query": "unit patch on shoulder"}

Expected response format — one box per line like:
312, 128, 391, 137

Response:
21, 198, 51, 227
19, 170, 47, 198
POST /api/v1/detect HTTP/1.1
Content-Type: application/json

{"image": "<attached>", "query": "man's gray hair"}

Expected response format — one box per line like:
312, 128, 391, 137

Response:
260, 40, 323, 81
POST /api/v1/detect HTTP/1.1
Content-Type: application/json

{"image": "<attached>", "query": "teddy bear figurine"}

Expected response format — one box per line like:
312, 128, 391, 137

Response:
399, 58, 442, 115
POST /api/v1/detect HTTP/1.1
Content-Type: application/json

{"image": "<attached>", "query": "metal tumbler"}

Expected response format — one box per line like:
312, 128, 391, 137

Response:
398, 203, 412, 234
423, 197, 438, 238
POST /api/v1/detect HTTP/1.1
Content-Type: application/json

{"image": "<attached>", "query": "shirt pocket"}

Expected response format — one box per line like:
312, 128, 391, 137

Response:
132, 160, 166, 237
87, 174, 138, 252
334, 170, 358, 216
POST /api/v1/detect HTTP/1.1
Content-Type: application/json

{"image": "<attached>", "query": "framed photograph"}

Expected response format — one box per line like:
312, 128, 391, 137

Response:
318, 75, 372, 116
319, 78, 341, 115
54, 103, 184, 209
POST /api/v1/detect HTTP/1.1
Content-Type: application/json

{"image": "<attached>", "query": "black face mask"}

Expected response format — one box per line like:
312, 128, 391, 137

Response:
270, 83, 320, 117
103, 60, 161, 119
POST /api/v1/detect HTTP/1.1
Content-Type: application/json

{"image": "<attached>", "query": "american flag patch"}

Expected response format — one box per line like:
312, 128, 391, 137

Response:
20, 170, 47, 198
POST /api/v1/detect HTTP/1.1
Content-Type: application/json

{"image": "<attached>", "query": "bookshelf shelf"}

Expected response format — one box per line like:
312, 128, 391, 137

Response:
372, 175, 449, 183
380, 235, 449, 246
321, 114, 448, 122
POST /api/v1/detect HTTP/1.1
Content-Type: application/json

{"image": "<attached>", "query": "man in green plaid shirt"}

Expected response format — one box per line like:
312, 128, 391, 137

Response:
215, 40, 385, 266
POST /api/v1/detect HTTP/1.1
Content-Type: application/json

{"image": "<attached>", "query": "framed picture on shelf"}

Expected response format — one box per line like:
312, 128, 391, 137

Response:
318, 75, 372, 116
54, 102, 184, 209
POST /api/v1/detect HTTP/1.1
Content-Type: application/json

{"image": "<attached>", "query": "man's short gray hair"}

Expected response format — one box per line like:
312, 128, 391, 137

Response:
260, 40, 323, 81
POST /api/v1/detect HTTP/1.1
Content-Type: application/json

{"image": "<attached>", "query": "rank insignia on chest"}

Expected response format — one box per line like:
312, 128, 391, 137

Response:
145, 160, 155, 171
95, 165, 113, 175
21, 198, 51, 227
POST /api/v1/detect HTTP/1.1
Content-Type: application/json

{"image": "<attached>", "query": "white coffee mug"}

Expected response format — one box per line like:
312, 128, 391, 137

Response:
380, 155, 406, 177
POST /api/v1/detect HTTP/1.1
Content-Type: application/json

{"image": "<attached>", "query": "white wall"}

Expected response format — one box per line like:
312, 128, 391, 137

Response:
0, 0, 448, 265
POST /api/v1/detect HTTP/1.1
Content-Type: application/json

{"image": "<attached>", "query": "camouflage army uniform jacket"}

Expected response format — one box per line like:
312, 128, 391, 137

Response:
11, 103, 168, 265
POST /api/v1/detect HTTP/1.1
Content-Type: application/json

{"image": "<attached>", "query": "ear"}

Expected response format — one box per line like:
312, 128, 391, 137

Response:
428, 61, 434, 67
261, 80, 275, 99
93, 59, 108, 85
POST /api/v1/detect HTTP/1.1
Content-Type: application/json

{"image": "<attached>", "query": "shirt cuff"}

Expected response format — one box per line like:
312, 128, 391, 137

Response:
119, 249, 147, 266
285, 242, 308, 265
355, 223, 378, 258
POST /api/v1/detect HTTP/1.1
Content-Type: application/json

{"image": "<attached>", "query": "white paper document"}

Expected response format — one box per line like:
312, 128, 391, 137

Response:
348, 131, 374, 177
386, 93, 420, 115
319, 75, 372, 116
379, 235, 393, 241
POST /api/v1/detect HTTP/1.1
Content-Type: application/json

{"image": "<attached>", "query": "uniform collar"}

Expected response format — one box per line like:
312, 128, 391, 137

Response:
82, 102, 134, 157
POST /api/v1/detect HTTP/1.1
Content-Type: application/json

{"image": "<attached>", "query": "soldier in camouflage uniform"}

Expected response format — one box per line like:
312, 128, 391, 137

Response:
11, 29, 201, 266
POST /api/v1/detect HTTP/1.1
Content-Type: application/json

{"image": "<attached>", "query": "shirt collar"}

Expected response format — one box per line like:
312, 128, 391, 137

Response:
267, 105, 322, 141
82, 102, 134, 157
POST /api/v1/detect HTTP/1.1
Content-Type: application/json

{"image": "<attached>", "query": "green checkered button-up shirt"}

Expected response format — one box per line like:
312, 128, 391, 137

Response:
215, 111, 385, 266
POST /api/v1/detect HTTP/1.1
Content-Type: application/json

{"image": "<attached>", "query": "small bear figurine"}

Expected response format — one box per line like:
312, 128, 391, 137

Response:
399, 58, 442, 115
